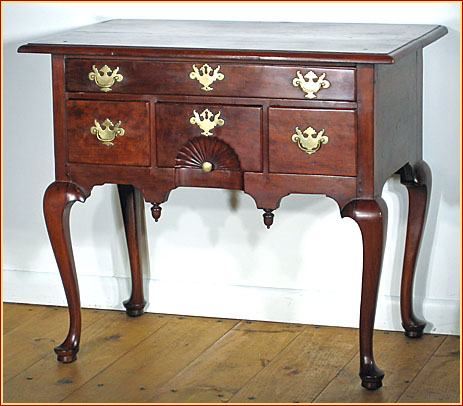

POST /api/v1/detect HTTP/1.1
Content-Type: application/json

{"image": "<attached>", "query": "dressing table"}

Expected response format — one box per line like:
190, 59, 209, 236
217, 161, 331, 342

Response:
19, 19, 447, 389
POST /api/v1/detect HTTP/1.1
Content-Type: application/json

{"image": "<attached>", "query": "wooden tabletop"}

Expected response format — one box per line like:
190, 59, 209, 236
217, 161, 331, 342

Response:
19, 19, 447, 64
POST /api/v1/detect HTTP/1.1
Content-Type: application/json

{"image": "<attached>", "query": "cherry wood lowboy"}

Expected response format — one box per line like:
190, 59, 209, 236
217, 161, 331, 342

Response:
19, 19, 447, 390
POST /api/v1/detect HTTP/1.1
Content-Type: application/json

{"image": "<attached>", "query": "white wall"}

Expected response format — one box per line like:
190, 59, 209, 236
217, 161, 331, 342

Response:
3, 3, 460, 334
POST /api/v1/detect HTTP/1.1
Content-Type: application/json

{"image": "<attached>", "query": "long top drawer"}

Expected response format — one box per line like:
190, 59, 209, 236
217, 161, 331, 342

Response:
65, 59, 355, 101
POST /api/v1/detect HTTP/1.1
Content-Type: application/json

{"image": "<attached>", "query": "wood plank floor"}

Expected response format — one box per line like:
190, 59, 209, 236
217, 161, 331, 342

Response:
2, 303, 460, 404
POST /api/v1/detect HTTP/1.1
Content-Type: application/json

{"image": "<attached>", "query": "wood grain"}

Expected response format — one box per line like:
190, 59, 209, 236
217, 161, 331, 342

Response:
230, 325, 359, 403
67, 100, 150, 166
19, 20, 447, 64
149, 320, 304, 403
63, 316, 239, 403
2, 305, 459, 403
269, 107, 357, 176
314, 330, 446, 403
2, 303, 49, 335
398, 161, 431, 337
2, 306, 104, 382
156, 102, 262, 172
117, 184, 148, 316
244, 172, 356, 211
17, 20, 449, 393
342, 198, 388, 389
398, 336, 460, 403
374, 51, 421, 193
66, 59, 355, 101
2, 311, 171, 403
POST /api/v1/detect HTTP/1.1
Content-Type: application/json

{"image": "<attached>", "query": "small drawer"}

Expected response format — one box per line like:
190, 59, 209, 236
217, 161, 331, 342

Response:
156, 102, 262, 172
66, 59, 355, 101
67, 100, 150, 166
269, 108, 356, 176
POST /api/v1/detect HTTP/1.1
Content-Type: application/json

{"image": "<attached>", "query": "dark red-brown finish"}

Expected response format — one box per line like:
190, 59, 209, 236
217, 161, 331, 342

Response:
66, 59, 356, 101
244, 172, 356, 211
268, 108, 357, 176
263, 209, 274, 229
19, 19, 446, 390
43, 181, 89, 363
117, 184, 147, 316
19, 20, 447, 64
156, 103, 261, 172
175, 168, 243, 190
151, 203, 162, 222
398, 161, 431, 337
175, 136, 241, 171
342, 198, 388, 390
67, 100, 150, 166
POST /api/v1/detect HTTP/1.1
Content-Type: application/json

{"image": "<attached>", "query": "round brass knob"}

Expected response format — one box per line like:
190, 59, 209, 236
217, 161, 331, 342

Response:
202, 161, 213, 172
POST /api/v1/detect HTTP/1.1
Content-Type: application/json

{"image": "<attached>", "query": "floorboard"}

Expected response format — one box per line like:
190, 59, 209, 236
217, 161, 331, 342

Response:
3, 310, 170, 403
2, 303, 49, 334
149, 320, 304, 403
2, 306, 104, 383
398, 335, 461, 403
1, 304, 460, 404
62, 316, 239, 403
230, 325, 359, 403
313, 330, 446, 403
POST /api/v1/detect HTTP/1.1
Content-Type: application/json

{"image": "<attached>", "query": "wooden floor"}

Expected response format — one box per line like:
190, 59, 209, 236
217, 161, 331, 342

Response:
2, 303, 460, 404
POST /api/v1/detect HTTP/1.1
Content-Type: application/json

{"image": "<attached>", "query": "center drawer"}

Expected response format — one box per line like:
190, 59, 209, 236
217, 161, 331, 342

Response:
66, 59, 355, 101
156, 103, 262, 172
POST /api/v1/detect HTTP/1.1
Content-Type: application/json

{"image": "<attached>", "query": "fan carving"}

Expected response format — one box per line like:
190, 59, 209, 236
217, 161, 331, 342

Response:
175, 137, 241, 171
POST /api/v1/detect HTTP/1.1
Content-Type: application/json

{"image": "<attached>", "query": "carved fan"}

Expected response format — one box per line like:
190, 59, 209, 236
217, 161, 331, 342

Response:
175, 137, 241, 171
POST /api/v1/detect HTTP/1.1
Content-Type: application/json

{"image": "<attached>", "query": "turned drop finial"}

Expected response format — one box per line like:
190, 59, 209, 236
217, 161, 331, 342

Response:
263, 209, 274, 229
151, 203, 162, 222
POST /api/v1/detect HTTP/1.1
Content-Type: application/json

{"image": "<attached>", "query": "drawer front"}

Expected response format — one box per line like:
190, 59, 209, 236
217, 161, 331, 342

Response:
156, 103, 262, 172
67, 100, 150, 166
269, 108, 356, 176
66, 59, 355, 101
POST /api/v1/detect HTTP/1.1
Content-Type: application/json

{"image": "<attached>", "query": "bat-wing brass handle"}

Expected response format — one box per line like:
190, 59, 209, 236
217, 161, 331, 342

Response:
292, 126, 328, 154
292, 71, 330, 99
189, 64, 224, 91
88, 65, 123, 92
90, 118, 125, 146
190, 109, 225, 136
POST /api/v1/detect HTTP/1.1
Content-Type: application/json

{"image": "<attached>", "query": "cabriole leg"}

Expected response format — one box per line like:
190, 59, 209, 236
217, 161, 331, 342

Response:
398, 161, 431, 337
342, 198, 388, 390
43, 181, 88, 363
117, 184, 148, 317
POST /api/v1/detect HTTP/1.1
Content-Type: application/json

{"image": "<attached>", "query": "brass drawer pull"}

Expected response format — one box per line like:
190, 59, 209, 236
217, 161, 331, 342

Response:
292, 126, 328, 154
202, 162, 213, 172
292, 71, 330, 99
90, 119, 125, 146
190, 109, 225, 136
189, 64, 224, 91
88, 65, 123, 92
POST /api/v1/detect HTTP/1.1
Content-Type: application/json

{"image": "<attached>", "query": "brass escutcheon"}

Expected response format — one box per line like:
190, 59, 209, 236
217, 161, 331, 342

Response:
88, 65, 123, 92
292, 71, 330, 99
189, 64, 224, 91
90, 118, 125, 146
190, 109, 225, 136
292, 126, 329, 154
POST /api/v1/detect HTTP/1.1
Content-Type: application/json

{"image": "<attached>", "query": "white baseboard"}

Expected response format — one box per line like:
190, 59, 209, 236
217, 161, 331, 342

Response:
3, 269, 460, 335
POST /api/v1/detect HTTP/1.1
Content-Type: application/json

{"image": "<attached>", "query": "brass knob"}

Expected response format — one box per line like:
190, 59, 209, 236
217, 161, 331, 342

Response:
202, 162, 213, 172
